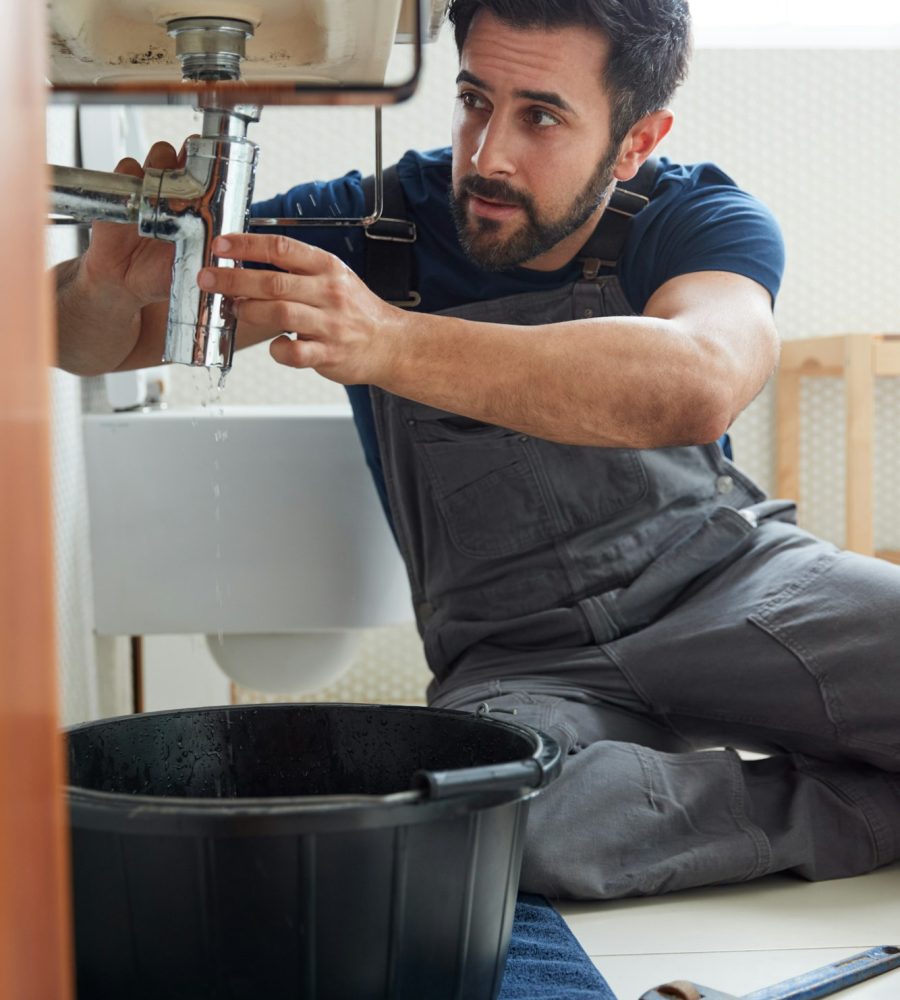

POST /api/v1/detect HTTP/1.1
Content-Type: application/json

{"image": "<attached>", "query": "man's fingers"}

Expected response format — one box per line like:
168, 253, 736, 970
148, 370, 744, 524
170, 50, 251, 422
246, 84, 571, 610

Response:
270, 333, 329, 370
117, 138, 192, 177
198, 266, 329, 311
212, 233, 335, 274
143, 141, 179, 171
115, 157, 144, 178
177, 134, 201, 168
198, 265, 297, 299
234, 297, 322, 334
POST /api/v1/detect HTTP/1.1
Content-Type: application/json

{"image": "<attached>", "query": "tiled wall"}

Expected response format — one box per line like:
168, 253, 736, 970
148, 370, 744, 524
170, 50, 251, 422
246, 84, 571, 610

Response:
59, 29, 900, 715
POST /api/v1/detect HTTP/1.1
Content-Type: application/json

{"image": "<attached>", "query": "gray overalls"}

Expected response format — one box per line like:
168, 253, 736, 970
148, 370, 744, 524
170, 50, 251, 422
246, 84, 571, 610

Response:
364, 167, 900, 900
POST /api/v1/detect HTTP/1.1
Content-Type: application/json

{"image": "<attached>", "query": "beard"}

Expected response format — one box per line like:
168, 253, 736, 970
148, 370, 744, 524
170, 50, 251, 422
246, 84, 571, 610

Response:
450, 145, 620, 271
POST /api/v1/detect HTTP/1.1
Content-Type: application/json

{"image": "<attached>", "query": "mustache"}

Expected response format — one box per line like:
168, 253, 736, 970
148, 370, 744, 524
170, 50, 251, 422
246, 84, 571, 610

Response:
457, 174, 532, 210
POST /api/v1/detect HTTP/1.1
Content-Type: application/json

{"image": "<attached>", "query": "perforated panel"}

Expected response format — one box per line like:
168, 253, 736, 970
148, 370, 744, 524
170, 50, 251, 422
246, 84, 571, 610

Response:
232, 624, 430, 706
789, 372, 900, 551
799, 377, 846, 545
661, 48, 900, 556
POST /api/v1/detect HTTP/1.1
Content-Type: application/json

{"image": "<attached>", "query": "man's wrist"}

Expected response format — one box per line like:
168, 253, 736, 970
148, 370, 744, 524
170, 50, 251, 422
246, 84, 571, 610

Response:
54, 256, 144, 375
372, 303, 418, 391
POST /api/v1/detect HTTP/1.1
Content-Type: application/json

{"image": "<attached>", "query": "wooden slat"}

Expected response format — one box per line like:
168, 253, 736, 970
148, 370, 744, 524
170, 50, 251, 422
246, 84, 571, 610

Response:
775, 368, 802, 504
779, 335, 846, 375
876, 550, 900, 565
130, 637, 145, 713
843, 336, 875, 556
874, 336, 900, 377
0, 0, 74, 997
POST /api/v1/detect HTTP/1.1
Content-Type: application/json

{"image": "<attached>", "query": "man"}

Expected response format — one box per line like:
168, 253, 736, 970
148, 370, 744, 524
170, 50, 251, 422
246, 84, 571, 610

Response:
56, 0, 900, 900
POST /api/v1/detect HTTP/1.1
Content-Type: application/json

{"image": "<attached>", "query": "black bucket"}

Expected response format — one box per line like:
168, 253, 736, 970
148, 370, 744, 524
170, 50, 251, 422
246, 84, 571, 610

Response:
66, 703, 561, 1000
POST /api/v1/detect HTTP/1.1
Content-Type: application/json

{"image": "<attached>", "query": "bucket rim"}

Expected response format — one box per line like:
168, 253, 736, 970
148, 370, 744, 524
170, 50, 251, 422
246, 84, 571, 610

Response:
65, 701, 561, 818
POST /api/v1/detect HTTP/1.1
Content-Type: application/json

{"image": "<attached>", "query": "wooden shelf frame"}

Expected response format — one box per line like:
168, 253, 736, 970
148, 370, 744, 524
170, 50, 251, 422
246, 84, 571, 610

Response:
776, 333, 900, 563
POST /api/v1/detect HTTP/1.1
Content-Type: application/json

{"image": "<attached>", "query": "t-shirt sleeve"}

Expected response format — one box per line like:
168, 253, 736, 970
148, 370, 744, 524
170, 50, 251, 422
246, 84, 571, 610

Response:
622, 172, 786, 314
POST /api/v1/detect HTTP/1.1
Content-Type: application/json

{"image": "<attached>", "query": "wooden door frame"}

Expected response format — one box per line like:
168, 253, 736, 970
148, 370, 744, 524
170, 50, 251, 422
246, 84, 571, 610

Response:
0, 1, 74, 997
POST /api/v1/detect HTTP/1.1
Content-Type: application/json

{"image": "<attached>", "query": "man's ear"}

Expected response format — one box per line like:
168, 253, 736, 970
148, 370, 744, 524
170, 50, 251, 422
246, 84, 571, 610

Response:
613, 109, 674, 181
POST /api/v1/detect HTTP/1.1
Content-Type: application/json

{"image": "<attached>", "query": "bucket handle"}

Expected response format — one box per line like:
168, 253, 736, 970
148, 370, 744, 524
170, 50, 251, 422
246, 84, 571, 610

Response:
412, 731, 561, 800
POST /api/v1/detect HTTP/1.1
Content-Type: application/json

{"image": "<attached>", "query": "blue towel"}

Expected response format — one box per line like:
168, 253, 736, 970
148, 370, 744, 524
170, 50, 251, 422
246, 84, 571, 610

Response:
498, 894, 618, 999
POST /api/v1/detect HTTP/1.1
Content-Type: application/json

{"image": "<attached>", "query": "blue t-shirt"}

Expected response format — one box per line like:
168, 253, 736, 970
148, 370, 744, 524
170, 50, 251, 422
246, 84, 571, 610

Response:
252, 148, 785, 516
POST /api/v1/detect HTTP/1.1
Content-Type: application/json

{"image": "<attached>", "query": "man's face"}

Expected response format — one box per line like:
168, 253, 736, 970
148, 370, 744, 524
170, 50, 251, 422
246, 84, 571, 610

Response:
450, 11, 621, 271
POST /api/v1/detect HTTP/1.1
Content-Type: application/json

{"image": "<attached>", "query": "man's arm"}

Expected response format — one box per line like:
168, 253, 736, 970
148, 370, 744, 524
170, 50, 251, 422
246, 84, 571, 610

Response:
381, 270, 776, 447
54, 138, 274, 376
200, 233, 779, 449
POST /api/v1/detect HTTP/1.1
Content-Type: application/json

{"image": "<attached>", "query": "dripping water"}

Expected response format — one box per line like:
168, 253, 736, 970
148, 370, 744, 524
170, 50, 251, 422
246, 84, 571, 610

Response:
199, 367, 229, 647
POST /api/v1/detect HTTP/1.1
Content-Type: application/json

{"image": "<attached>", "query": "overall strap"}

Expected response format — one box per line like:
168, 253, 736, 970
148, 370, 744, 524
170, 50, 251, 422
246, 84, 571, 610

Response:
361, 155, 660, 301
577, 156, 659, 279
361, 166, 420, 307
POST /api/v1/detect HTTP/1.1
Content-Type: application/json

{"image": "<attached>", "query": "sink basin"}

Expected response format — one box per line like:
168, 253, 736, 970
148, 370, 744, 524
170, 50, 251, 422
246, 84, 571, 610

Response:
48, 0, 446, 90
83, 404, 413, 691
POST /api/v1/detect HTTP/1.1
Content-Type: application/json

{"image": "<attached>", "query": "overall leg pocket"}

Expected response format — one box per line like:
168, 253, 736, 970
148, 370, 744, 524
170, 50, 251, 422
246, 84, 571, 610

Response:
749, 548, 900, 769
492, 691, 582, 757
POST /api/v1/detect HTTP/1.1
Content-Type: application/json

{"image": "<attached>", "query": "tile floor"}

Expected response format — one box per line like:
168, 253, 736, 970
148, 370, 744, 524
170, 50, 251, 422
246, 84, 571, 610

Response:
556, 862, 900, 999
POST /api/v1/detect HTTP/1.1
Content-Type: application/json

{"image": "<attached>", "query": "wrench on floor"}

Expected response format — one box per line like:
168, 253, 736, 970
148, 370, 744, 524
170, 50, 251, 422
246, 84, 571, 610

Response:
639, 945, 900, 1000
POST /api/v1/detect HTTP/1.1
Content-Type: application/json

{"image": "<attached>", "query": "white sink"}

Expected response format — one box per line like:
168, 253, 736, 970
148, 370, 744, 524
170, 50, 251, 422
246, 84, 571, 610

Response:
83, 404, 412, 691
48, 0, 444, 88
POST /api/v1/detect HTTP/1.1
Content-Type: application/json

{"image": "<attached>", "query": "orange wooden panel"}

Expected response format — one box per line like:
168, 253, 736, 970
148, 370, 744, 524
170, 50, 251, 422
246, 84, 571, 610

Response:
0, 0, 74, 997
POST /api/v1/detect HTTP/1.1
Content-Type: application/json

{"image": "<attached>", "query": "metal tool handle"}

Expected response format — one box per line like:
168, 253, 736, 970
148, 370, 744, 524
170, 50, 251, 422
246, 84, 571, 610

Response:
744, 946, 900, 1000
639, 947, 900, 1000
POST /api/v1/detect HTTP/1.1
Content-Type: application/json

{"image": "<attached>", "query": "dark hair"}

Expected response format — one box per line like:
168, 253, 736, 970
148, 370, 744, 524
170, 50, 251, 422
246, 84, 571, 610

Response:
446, 0, 692, 144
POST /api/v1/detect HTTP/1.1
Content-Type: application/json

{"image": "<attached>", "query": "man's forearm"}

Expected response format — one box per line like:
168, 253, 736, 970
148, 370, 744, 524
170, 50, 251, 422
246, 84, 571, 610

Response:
380, 311, 735, 449
200, 236, 778, 445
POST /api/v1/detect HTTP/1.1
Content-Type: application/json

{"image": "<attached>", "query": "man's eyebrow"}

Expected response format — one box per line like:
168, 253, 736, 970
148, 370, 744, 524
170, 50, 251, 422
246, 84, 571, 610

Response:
517, 88, 575, 115
456, 70, 491, 91
455, 70, 576, 116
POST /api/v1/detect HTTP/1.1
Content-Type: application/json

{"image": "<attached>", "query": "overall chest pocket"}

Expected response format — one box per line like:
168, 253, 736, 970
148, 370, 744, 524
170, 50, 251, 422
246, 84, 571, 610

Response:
528, 439, 648, 529
404, 404, 647, 559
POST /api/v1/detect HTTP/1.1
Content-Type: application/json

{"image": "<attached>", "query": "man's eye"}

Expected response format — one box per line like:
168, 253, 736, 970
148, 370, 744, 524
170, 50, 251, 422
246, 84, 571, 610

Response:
527, 108, 561, 128
458, 91, 488, 111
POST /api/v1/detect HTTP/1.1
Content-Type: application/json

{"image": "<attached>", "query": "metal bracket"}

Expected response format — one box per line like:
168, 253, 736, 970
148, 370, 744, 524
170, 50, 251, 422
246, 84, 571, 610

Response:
248, 107, 386, 231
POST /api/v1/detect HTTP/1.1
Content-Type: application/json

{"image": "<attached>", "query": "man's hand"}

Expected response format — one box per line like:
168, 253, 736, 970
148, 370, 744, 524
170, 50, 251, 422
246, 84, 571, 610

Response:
56, 140, 190, 375
82, 141, 186, 306
201, 233, 409, 386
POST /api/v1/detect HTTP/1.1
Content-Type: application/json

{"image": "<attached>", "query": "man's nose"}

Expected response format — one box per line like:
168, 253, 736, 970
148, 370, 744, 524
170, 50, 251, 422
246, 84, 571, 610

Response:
471, 116, 516, 178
